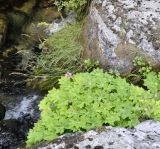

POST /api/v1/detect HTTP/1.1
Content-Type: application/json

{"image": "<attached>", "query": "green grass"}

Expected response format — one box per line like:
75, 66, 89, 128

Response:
28, 22, 83, 90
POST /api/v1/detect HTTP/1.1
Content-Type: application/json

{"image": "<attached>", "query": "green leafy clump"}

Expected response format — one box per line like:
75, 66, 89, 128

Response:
83, 59, 100, 72
27, 69, 160, 146
132, 57, 160, 96
127, 57, 152, 85
133, 57, 152, 76
54, 0, 88, 18
28, 22, 83, 90
144, 71, 160, 98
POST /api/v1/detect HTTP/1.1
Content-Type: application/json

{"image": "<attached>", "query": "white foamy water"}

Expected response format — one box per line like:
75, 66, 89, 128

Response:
4, 95, 39, 120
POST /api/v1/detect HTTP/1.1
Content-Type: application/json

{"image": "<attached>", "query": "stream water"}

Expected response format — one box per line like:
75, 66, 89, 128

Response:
0, 92, 41, 121
0, 0, 75, 147
0, 91, 43, 149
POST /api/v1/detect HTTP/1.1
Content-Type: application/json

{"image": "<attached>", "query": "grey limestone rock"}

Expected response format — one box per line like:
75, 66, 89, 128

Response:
82, 0, 160, 73
37, 120, 160, 149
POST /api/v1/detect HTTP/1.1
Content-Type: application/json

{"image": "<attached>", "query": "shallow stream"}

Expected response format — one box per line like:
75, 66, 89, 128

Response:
0, 91, 43, 148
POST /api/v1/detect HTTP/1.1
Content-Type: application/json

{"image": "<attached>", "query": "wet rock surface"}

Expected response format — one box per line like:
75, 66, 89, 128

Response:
0, 119, 28, 149
82, 0, 160, 73
0, 92, 43, 149
36, 120, 160, 149
0, 114, 40, 149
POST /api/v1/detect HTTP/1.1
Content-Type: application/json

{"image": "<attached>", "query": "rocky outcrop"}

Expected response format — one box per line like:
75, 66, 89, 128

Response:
35, 120, 160, 149
82, 0, 160, 73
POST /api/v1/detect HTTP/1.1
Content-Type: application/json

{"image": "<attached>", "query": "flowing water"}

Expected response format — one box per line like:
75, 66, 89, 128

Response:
0, 1, 75, 147
0, 91, 43, 149
0, 92, 41, 120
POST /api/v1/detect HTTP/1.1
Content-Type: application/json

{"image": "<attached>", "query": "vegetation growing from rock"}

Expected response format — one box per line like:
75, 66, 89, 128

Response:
1, 0, 160, 148
27, 69, 160, 146
27, 22, 83, 90
54, 0, 89, 19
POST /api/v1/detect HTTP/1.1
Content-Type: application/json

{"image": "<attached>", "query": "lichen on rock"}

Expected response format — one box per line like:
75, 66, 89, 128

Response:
35, 120, 160, 149
82, 0, 160, 73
